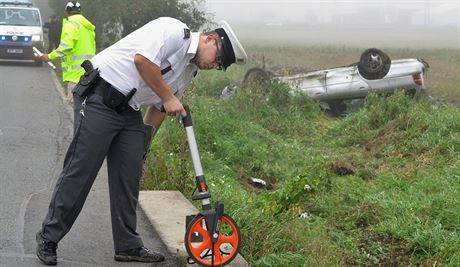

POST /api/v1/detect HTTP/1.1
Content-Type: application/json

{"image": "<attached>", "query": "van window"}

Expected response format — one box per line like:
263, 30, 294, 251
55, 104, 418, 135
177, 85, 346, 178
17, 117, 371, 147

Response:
0, 8, 40, 26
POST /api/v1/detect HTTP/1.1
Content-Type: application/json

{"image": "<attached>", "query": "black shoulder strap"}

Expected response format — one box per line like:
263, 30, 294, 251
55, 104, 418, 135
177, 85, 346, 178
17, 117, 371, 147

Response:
161, 66, 172, 75
183, 28, 190, 39
161, 28, 189, 75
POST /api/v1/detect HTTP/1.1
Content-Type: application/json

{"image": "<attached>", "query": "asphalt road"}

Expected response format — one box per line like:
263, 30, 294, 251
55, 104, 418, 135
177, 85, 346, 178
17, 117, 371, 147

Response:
0, 61, 179, 267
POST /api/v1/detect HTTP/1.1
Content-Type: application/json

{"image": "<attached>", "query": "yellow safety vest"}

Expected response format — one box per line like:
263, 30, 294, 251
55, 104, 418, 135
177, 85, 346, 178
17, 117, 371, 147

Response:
49, 14, 96, 83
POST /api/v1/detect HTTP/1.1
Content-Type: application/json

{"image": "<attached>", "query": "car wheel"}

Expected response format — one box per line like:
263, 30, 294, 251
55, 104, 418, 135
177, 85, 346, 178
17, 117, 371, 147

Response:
243, 67, 270, 86
358, 48, 391, 80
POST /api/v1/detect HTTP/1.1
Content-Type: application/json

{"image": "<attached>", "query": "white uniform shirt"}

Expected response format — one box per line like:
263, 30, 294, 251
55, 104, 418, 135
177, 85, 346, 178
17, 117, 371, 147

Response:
90, 17, 199, 110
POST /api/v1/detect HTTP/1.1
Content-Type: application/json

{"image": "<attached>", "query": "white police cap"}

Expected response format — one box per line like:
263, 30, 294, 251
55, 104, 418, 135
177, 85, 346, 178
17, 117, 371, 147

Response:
214, 20, 248, 70
65, 1, 81, 12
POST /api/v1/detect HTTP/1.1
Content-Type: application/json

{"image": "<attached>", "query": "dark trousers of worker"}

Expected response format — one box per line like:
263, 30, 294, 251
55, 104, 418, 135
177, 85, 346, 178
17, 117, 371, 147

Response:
48, 37, 60, 53
41, 92, 152, 252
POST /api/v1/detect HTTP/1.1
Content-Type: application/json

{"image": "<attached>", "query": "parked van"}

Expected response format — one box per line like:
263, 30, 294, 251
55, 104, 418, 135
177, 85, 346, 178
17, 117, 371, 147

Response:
0, 0, 44, 65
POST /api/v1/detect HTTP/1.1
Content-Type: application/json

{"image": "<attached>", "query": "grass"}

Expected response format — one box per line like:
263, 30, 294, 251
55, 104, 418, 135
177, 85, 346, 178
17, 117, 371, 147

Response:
142, 46, 460, 266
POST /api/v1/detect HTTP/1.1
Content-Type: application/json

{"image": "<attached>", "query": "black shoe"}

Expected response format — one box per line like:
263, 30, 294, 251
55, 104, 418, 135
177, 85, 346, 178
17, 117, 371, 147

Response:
114, 246, 165, 263
36, 231, 58, 266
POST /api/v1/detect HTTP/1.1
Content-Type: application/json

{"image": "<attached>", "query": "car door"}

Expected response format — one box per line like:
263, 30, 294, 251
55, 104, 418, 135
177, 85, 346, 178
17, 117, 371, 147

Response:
325, 66, 370, 100
278, 70, 328, 100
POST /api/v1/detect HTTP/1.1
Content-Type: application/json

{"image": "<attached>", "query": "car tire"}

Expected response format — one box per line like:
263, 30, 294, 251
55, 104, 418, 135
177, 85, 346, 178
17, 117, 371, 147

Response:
358, 48, 391, 80
243, 67, 270, 86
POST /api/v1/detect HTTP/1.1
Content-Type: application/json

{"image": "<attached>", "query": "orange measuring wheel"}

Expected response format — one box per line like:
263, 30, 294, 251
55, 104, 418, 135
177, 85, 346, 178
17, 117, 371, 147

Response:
162, 103, 242, 266
185, 214, 240, 266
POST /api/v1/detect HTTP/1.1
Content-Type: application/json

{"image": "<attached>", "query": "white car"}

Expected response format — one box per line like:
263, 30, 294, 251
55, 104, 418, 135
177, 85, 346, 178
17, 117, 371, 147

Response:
243, 49, 429, 115
0, 0, 44, 66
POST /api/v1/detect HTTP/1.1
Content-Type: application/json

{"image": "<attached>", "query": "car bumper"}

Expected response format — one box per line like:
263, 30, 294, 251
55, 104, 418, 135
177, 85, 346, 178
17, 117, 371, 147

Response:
0, 42, 42, 60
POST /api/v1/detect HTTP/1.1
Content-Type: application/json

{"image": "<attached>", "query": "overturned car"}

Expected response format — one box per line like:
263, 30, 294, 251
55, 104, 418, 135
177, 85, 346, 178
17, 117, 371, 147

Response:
243, 49, 429, 116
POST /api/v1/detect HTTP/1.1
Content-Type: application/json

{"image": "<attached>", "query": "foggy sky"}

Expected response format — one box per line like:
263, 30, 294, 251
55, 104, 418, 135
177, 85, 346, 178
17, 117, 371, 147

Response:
206, 0, 460, 27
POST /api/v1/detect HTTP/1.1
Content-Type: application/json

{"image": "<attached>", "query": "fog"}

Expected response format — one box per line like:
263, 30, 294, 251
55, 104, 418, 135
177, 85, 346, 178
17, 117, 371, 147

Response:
34, 0, 460, 49
206, 0, 460, 48
207, 0, 459, 27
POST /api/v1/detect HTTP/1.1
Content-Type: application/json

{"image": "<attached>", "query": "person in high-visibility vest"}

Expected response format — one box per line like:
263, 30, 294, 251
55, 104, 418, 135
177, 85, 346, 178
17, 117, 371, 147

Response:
40, 1, 96, 104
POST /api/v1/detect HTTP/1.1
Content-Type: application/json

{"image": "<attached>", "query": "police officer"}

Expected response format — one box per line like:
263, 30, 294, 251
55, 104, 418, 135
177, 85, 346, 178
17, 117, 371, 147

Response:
36, 17, 247, 265
40, 1, 96, 104
46, 15, 61, 52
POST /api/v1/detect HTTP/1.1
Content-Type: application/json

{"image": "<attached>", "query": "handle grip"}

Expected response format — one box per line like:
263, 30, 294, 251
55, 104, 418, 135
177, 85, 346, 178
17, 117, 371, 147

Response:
32, 46, 56, 70
160, 103, 192, 127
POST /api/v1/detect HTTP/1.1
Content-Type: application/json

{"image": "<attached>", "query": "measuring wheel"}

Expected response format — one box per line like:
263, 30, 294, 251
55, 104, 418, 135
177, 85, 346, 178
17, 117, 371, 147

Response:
161, 103, 242, 266
185, 214, 240, 266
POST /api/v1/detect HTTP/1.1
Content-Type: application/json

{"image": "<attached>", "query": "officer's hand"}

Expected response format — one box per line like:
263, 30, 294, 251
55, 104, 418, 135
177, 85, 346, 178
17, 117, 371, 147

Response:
163, 97, 187, 122
40, 54, 50, 62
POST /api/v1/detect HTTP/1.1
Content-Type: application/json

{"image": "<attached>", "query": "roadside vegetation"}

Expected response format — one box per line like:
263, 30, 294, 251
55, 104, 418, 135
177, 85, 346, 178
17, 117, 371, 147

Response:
143, 46, 460, 266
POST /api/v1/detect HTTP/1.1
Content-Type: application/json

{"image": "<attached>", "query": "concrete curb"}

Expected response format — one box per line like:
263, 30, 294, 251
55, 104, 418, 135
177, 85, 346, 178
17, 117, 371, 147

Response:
139, 191, 249, 266
48, 67, 73, 117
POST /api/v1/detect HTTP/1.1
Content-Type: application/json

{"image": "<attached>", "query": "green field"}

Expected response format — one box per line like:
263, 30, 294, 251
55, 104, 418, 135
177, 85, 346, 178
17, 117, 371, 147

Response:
233, 23, 460, 50
143, 46, 460, 266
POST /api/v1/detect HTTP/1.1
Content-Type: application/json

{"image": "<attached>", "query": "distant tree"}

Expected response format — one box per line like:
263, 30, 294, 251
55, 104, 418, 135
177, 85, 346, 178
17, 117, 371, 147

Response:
48, 0, 211, 49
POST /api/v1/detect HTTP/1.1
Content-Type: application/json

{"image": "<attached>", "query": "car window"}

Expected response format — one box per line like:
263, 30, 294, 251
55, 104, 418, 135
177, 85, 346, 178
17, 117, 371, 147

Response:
0, 8, 40, 26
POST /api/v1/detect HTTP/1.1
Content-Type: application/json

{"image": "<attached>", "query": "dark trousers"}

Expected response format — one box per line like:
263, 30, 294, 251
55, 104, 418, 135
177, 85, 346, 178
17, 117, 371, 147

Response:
48, 37, 60, 53
41, 93, 153, 252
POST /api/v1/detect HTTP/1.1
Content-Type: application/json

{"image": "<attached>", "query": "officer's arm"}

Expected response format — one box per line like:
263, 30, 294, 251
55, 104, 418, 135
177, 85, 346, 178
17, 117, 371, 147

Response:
134, 54, 186, 117
48, 21, 78, 60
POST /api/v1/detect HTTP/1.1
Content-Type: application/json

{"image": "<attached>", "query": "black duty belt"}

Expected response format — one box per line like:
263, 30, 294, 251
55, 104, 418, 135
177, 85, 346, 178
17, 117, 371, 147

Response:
92, 78, 137, 114
92, 79, 118, 97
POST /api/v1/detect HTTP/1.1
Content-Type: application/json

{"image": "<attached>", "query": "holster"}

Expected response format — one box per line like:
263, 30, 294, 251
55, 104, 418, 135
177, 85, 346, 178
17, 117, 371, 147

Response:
72, 60, 100, 98
102, 85, 126, 109
73, 60, 137, 114
101, 85, 137, 114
